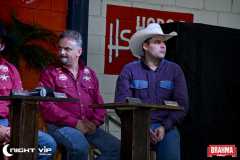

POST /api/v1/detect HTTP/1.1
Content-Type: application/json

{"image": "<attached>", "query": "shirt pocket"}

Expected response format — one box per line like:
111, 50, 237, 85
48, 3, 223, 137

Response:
0, 82, 12, 95
157, 80, 174, 100
81, 82, 95, 103
130, 80, 149, 99
159, 80, 174, 90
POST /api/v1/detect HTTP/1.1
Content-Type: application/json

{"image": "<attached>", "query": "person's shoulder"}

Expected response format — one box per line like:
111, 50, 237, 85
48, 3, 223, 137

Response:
121, 60, 141, 72
118, 60, 141, 76
162, 59, 180, 68
124, 60, 141, 68
0, 58, 19, 73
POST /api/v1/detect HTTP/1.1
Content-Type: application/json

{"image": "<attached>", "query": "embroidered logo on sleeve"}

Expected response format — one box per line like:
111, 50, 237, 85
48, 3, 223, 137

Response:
59, 74, 68, 81
0, 65, 9, 72
83, 75, 91, 82
84, 68, 90, 74
0, 74, 9, 81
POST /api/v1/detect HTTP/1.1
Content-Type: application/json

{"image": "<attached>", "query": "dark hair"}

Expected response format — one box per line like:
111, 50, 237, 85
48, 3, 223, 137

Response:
142, 36, 152, 54
59, 30, 82, 49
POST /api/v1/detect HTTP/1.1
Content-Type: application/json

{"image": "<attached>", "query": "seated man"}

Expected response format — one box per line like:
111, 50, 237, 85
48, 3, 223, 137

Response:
39, 30, 120, 160
115, 23, 189, 160
0, 20, 57, 160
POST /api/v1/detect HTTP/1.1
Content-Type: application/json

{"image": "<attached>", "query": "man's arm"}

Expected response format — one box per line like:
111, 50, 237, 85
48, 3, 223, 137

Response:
161, 67, 189, 131
11, 65, 23, 90
39, 69, 79, 128
89, 70, 105, 127
114, 67, 133, 118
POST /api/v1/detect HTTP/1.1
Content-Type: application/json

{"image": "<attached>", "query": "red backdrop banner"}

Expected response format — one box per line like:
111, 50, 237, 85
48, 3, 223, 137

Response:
104, 4, 193, 75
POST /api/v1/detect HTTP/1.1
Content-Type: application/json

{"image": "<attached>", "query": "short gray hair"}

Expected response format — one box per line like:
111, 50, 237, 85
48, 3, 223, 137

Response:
59, 30, 82, 49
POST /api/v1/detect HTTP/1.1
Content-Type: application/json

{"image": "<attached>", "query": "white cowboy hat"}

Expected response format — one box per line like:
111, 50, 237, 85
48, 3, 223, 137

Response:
129, 23, 177, 58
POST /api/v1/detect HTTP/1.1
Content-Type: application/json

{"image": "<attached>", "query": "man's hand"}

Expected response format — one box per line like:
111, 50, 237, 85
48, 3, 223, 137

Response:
0, 125, 10, 144
150, 129, 157, 144
86, 122, 97, 135
150, 126, 165, 144
75, 120, 97, 135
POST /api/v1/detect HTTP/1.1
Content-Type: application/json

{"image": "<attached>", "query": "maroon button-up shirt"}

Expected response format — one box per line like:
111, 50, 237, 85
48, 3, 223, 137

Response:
39, 59, 105, 128
0, 55, 23, 119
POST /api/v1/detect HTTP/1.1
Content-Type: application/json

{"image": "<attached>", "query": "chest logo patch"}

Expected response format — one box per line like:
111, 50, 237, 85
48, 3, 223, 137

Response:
0, 65, 9, 72
0, 74, 9, 81
59, 74, 68, 81
83, 75, 91, 82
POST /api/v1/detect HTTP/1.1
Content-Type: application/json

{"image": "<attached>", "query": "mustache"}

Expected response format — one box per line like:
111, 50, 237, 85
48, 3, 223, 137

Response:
59, 55, 68, 58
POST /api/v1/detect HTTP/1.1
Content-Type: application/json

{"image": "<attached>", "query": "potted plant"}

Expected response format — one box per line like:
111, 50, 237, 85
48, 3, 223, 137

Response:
1, 11, 58, 71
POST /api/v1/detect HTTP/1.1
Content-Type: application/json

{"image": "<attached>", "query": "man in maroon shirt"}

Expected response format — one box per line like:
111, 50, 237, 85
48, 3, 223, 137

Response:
0, 20, 57, 160
39, 30, 120, 160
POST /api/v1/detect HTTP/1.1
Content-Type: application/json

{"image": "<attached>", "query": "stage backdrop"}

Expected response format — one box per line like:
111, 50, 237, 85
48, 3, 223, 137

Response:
104, 4, 193, 75
161, 22, 240, 159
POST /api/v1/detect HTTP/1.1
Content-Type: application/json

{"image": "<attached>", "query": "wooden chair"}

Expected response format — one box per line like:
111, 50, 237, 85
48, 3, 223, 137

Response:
150, 146, 156, 160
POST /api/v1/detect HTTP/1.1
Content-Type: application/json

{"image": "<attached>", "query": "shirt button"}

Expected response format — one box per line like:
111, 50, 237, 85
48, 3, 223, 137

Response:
82, 116, 84, 118
79, 93, 81, 95
65, 86, 67, 88
89, 87, 91, 89
3, 87, 5, 89
81, 104, 83, 107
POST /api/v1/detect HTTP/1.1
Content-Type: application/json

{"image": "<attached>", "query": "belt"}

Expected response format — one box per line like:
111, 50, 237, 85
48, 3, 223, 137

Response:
150, 119, 162, 124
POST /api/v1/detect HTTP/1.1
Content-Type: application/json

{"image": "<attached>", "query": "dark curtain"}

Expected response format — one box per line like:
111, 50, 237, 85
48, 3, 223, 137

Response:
161, 22, 240, 160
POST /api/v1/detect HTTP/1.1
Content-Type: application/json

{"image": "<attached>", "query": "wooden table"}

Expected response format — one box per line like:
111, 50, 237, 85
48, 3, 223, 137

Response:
0, 95, 78, 160
89, 102, 184, 160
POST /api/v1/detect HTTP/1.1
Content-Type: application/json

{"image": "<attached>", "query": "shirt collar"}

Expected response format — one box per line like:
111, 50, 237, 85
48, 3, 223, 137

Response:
141, 58, 166, 71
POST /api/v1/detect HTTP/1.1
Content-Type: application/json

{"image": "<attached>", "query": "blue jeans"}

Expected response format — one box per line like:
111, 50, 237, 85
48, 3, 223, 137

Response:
150, 123, 180, 160
0, 118, 57, 160
48, 123, 121, 160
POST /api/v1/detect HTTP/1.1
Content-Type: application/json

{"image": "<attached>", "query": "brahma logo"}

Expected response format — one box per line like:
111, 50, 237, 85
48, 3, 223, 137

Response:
207, 145, 237, 157
104, 4, 193, 75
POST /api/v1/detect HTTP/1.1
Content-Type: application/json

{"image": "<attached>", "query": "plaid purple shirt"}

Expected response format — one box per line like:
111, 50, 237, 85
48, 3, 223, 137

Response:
114, 58, 188, 130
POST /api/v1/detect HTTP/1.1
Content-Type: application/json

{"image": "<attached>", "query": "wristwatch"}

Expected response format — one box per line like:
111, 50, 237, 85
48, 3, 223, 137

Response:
161, 124, 169, 134
93, 122, 98, 128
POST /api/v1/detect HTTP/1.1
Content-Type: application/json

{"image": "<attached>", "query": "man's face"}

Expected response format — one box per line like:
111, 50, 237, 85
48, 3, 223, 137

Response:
58, 38, 82, 66
143, 35, 166, 60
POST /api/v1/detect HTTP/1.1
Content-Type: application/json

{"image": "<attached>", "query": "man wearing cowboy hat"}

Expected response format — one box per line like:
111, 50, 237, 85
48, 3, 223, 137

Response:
115, 23, 188, 160
0, 20, 57, 160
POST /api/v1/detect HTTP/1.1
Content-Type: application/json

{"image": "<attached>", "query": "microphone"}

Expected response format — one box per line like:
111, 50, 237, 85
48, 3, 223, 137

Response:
28, 87, 54, 97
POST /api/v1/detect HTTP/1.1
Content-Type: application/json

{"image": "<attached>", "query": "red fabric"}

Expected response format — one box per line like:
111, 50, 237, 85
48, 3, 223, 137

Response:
39, 59, 105, 128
